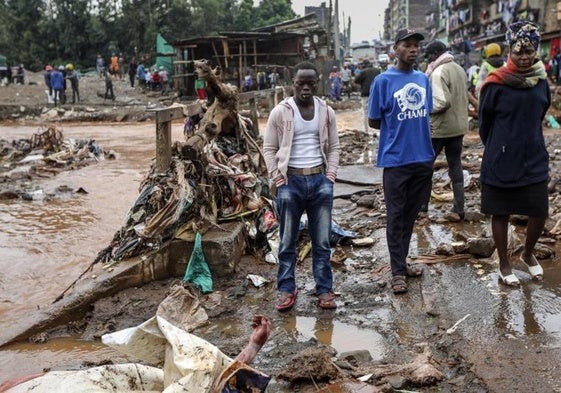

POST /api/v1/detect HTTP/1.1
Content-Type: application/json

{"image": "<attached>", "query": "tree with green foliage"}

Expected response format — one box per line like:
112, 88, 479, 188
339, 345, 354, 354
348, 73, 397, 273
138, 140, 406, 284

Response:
1, 0, 46, 70
256, 0, 295, 27
0, 0, 301, 72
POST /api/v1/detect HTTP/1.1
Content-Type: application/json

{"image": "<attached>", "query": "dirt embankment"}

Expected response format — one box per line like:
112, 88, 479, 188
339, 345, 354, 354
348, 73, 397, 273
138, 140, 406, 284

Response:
0, 71, 173, 123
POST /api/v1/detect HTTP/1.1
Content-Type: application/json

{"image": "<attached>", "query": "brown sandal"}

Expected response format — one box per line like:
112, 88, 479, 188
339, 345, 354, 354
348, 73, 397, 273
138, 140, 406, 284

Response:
391, 275, 408, 294
276, 290, 298, 311
318, 292, 337, 309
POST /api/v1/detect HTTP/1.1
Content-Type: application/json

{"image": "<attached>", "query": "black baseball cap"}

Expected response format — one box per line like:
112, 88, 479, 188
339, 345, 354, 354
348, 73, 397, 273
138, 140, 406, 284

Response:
424, 40, 447, 56
395, 29, 425, 44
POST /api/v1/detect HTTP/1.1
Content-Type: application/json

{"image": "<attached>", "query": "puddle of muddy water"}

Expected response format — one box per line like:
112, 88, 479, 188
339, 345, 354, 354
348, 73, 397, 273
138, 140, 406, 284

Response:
282, 316, 387, 360
0, 338, 127, 382
433, 256, 561, 347
0, 122, 185, 383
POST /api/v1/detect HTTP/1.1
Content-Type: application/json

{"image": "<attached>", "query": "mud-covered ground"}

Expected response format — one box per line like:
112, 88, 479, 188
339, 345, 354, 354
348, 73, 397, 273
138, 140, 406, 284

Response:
2, 81, 561, 392
0, 71, 171, 123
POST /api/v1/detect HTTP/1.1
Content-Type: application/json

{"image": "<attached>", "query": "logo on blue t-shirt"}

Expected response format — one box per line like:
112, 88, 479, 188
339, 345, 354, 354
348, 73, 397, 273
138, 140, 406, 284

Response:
393, 82, 427, 120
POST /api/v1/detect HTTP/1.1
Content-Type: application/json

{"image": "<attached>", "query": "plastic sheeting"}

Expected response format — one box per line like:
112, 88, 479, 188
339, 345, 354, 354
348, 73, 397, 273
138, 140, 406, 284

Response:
5, 285, 270, 393
182, 232, 213, 293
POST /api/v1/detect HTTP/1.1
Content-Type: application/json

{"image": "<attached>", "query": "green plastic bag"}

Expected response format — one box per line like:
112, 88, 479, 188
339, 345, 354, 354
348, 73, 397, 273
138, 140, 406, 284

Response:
182, 232, 213, 293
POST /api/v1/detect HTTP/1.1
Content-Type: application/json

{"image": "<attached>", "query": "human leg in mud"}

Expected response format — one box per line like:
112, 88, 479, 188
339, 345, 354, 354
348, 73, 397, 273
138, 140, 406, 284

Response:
53, 88, 61, 106
520, 216, 546, 279
275, 181, 305, 310
430, 136, 465, 218
491, 215, 515, 281
275, 173, 335, 309
383, 163, 433, 293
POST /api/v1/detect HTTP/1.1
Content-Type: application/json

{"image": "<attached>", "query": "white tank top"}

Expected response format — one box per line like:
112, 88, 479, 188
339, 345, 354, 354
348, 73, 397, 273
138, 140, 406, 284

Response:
287, 97, 324, 168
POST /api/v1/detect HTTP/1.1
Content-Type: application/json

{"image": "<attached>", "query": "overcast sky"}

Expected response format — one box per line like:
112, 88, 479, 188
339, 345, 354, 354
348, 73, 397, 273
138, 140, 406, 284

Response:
290, 0, 389, 44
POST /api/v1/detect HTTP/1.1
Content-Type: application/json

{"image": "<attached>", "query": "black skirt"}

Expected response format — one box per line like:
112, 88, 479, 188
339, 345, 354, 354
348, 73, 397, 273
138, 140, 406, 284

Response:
481, 181, 548, 217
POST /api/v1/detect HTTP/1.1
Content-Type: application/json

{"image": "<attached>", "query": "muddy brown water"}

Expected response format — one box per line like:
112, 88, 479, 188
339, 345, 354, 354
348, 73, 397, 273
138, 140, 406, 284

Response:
0, 122, 170, 381
1, 112, 561, 391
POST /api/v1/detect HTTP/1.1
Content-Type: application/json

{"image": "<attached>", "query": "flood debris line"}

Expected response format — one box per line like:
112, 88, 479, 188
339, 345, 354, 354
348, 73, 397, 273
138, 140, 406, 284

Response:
0, 125, 105, 200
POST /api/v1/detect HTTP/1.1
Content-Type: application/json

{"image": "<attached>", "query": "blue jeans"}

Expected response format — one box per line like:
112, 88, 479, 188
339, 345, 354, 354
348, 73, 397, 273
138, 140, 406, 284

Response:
275, 173, 334, 295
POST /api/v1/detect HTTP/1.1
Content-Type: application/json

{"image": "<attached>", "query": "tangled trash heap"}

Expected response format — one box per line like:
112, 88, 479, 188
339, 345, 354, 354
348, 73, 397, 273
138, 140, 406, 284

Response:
94, 59, 277, 264
0, 125, 105, 199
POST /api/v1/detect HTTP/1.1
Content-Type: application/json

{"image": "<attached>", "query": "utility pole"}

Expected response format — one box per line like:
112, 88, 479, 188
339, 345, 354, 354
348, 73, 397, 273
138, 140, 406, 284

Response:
334, 0, 340, 61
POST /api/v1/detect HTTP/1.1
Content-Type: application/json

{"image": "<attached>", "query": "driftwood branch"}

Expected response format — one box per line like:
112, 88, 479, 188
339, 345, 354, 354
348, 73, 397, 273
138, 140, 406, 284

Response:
183, 60, 241, 161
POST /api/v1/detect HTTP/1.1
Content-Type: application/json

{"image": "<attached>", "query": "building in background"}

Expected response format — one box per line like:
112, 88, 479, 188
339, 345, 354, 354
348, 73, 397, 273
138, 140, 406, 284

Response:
383, 0, 560, 68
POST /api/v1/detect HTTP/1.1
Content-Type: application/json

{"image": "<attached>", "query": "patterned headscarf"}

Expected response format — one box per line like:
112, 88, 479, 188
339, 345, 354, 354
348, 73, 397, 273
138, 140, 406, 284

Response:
506, 20, 540, 53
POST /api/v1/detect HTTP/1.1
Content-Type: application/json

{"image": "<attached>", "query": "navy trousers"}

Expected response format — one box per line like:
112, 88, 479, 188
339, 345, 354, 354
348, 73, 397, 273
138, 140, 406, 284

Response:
383, 162, 433, 276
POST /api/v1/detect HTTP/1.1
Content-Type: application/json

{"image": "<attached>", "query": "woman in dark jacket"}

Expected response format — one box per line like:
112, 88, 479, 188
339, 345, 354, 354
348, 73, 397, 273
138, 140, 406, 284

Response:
478, 20, 550, 286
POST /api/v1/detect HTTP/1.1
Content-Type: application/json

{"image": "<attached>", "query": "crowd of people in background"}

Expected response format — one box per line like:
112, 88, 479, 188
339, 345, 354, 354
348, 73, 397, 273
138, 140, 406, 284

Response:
38, 52, 175, 105
241, 67, 286, 92
14, 32, 561, 116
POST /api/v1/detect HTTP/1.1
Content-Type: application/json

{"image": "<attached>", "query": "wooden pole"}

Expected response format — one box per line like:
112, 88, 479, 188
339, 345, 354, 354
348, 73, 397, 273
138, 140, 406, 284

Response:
154, 106, 184, 173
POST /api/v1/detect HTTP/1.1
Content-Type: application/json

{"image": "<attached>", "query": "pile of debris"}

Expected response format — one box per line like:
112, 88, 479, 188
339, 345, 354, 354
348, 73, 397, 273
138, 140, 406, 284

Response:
0, 125, 105, 200
94, 60, 275, 264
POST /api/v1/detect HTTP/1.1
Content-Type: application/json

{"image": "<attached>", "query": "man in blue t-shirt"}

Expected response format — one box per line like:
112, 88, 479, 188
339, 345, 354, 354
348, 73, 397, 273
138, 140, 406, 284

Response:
367, 29, 435, 295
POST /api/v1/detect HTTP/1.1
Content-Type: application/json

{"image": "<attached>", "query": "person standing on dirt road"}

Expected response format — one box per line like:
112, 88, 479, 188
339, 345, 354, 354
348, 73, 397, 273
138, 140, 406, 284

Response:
263, 61, 340, 311
128, 57, 138, 88
367, 29, 434, 295
65, 63, 80, 104
96, 54, 104, 79
110, 53, 119, 79
354, 60, 381, 97
104, 68, 115, 101
328, 66, 342, 101
340, 65, 352, 99
420, 40, 469, 221
43, 64, 53, 100
50, 66, 64, 106
478, 20, 550, 286
158, 66, 169, 95
136, 60, 146, 90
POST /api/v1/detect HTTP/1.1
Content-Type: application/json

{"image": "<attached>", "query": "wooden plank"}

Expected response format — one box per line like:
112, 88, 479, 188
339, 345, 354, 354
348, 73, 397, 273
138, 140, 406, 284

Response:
155, 120, 171, 173
154, 106, 185, 123
239, 91, 256, 100
152, 106, 191, 173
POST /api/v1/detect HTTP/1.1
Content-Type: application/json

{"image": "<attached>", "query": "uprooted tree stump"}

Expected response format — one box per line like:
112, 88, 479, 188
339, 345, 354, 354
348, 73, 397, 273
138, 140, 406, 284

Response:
182, 59, 242, 162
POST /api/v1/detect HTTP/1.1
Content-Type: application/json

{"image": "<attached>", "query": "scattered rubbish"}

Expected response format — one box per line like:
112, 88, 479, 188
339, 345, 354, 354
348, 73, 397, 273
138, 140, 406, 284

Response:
357, 373, 372, 382
0, 125, 105, 201
18, 154, 44, 163
351, 237, 374, 247
330, 220, 358, 245
264, 251, 277, 264
182, 232, 213, 293
446, 314, 471, 334
92, 61, 273, 265
247, 274, 268, 287
8, 285, 270, 392
547, 114, 560, 129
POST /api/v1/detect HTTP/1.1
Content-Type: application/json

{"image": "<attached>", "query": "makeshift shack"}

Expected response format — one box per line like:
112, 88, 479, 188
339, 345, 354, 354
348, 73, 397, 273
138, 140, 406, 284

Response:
170, 14, 332, 97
